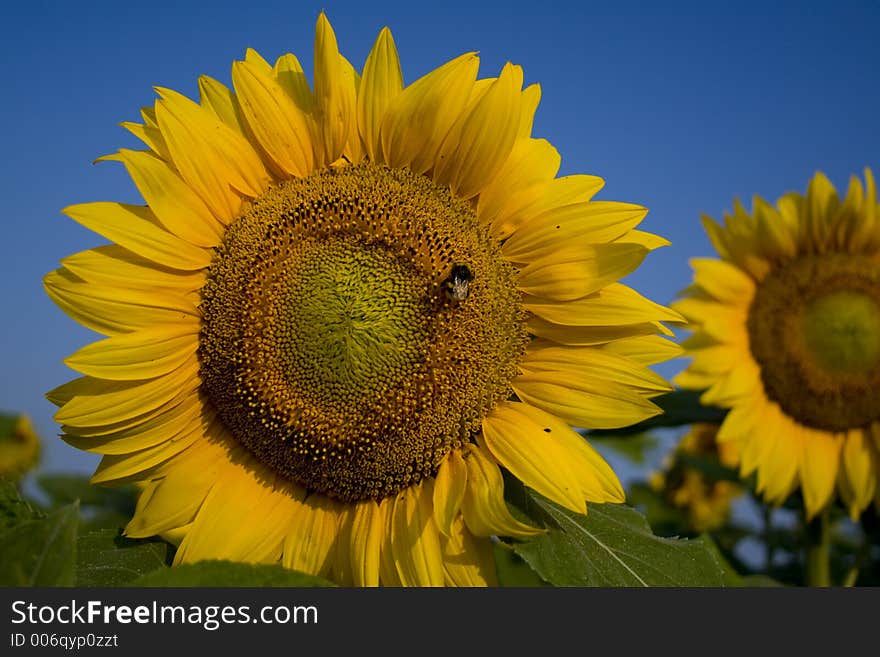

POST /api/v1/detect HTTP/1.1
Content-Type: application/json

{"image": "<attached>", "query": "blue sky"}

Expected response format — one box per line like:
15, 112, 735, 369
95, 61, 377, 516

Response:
1, 0, 878, 477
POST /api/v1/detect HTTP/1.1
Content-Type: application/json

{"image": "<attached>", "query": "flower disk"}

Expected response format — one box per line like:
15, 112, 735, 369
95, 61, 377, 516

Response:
200, 164, 526, 501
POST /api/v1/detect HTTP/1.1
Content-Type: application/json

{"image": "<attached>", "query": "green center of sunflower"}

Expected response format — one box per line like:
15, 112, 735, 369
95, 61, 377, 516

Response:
747, 254, 880, 432
801, 290, 880, 375
199, 164, 527, 502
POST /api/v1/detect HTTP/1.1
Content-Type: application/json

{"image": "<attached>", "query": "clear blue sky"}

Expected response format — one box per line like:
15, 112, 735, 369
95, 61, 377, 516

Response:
2, 0, 878, 477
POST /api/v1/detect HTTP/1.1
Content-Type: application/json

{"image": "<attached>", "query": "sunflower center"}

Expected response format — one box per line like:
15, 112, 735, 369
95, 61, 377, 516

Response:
747, 254, 880, 431
801, 291, 880, 375
199, 164, 527, 502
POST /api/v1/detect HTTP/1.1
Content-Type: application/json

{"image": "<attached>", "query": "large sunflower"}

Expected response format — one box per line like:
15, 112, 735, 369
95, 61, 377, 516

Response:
46, 14, 681, 586
675, 170, 880, 520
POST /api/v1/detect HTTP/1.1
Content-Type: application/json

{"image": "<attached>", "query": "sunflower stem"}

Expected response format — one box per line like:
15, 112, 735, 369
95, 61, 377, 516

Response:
805, 506, 831, 587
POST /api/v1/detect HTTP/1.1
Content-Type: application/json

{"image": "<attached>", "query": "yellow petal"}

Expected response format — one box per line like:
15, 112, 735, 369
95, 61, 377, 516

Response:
526, 315, 661, 346
799, 427, 842, 519
55, 360, 199, 428
377, 496, 402, 586
339, 55, 364, 163
175, 460, 300, 564
313, 13, 356, 166
512, 370, 661, 430
499, 401, 624, 502
673, 295, 749, 343
521, 345, 671, 396
156, 87, 270, 200
673, 368, 719, 390
121, 120, 172, 162
391, 482, 445, 586
501, 201, 647, 261
154, 100, 240, 222
198, 75, 249, 136
716, 395, 761, 446
433, 450, 468, 537
61, 245, 204, 291
244, 47, 273, 73
840, 429, 876, 519
379, 52, 479, 172
61, 202, 212, 270
43, 269, 200, 337
282, 494, 341, 577
63, 399, 201, 455
90, 412, 208, 484
231, 59, 315, 177
115, 149, 225, 246
685, 342, 741, 375
272, 53, 313, 113
125, 438, 227, 537
491, 175, 605, 242
433, 63, 523, 199
476, 138, 560, 226
482, 405, 585, 513
755, 410, 800, 504
699, 359, 760, 407
64, 324, 198, 381
349, 500, 383, 587
614, 229, 671, 251
690, 258, 756, 304
754, 197, 797, 259
517, 83, 541, 137
460, 445, 543, 538
518, 243, 649, 301
439, 515, 496, 586
737, 402, 777, 478
523, 283, 683, 327
600, 335, 683, 365
805, 171, 839, 249
358, 27, 403, 162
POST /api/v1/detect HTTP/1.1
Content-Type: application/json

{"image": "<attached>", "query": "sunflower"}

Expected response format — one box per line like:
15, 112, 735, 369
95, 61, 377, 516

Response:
46, 13, 681, 586
649, 423, 741, 533
675, 170, 880, 520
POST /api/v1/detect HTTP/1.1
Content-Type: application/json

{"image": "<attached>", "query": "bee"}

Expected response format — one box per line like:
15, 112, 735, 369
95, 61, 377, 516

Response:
443, 263, 473, 302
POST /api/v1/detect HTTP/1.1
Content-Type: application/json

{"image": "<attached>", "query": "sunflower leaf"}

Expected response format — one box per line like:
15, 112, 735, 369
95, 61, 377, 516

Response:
76, 529, 172, 586
131, 560, 336, 587
509, 489, 726, 586
493, 542, 549, 586
0, 501, 79, 586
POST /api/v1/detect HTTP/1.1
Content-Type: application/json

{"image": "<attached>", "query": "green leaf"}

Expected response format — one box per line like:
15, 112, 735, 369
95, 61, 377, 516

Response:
131, 560, 336, 587
0, 478, 44, 531
76, 529, 172, 586
588, 389, 727, 437
696, 534, 784, 586
38, 474, 136, 513
0, 502, 79, 586
494, 542, 548, 586
509, 490, 726, 586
